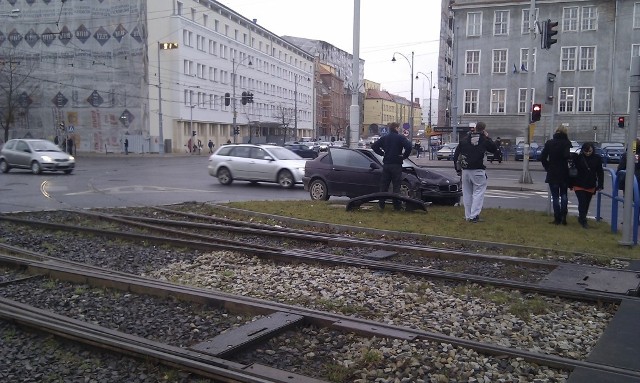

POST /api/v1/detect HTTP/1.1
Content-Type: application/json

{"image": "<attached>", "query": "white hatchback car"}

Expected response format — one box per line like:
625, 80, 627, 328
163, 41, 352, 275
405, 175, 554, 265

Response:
0, 139, 75, 174
208, 144, 307, 188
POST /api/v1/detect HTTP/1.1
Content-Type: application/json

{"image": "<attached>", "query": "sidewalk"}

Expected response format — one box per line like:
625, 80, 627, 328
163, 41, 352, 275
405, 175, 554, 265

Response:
412, 156, 549, 193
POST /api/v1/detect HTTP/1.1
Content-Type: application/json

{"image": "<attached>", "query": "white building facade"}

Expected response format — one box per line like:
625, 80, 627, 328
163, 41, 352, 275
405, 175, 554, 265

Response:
0, 0, 314, 153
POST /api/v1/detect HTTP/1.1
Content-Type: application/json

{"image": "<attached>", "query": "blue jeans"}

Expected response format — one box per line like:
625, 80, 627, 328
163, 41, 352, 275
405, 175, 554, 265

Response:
548, 182, 568, 219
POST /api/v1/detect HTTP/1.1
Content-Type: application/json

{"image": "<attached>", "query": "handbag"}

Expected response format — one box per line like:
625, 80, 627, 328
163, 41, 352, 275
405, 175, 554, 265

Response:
568, 160, 578, 178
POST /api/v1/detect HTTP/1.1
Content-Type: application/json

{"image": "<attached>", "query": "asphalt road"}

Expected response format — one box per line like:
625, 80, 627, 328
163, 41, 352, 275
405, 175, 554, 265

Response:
0, 153, 622, 225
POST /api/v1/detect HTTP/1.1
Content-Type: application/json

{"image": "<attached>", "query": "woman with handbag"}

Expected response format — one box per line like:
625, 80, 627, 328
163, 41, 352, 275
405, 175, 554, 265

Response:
540, 126, 572, 225
570, 142, 604, 228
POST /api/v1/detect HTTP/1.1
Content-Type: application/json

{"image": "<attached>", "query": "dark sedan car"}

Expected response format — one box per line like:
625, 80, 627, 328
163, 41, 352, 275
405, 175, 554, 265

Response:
514, 143, 540, 161
284, 143, 318, 159
594, 142, 624, 164
303, 147, 461, 205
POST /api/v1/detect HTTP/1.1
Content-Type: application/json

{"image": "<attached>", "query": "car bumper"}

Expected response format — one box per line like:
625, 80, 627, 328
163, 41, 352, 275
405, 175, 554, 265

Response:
41, 162, 75, 171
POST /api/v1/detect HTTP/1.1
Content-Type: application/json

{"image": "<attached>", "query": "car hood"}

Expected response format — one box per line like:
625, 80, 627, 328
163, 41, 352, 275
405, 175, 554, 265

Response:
410, 166, 458, 184
36, 151, 74, 160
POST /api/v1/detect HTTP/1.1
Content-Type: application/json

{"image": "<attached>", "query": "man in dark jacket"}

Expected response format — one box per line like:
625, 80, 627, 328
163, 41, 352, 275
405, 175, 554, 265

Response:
540, 126, 572, 225
452, 122, 497, 222
371, 122, 413, 210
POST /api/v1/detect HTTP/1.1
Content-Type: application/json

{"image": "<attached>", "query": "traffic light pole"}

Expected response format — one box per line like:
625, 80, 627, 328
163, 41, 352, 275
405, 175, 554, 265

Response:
232, 58, 238, 144
620, 56, 640, 246
520, 0, 536, 184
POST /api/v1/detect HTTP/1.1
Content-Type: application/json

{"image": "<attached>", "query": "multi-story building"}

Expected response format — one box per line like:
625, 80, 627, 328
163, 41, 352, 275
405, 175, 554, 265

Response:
281, 36, 365, 142
440, 0, 640, 144
363, 80, 423, 139
0, 0, 315, 153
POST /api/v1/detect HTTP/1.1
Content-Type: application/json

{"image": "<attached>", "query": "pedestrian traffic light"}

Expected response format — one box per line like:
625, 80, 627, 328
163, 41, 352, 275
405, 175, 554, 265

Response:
531, 104, 542, 122
618, 116, 625, 128
542, 19, 558, 49
224, 93, 230, 106
241, 91, 247, 105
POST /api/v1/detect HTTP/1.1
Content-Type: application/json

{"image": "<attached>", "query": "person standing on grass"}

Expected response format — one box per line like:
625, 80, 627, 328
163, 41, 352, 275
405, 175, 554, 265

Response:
371, 122, 413, 210
570, 142, 604, 228
540, 126, 572, 225
453, 122, 497, 223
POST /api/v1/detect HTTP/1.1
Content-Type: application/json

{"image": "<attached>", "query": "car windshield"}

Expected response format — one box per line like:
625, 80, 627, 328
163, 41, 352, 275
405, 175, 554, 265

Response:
31, 140, 63, 152
268, 147, 302, 160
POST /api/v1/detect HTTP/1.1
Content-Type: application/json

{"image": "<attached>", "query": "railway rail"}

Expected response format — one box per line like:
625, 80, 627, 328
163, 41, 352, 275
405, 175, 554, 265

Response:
1, 204, 640, 382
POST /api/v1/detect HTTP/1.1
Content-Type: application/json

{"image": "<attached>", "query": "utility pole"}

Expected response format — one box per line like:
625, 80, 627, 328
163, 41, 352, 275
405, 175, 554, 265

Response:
520, 0, 535, 184
349, 0, 361, 148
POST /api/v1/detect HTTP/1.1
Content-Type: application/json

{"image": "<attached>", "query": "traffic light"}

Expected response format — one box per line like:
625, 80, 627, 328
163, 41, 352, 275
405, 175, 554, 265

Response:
224, 93, 230, 106
618, 116, 625, 128
233, 128, 240, 135
531, 104, 542, 122
247, 92, 254, 103
241, 91, 247, 105
192, 131, 196, 136
542, 19, 558, 49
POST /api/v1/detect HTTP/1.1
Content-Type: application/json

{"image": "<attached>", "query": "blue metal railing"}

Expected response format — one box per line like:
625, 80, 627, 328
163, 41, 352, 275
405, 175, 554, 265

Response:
595, 168, 639, 244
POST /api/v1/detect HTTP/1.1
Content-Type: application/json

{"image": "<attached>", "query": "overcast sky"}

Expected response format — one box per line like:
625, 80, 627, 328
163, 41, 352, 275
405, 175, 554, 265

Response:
218, 0, 442, 102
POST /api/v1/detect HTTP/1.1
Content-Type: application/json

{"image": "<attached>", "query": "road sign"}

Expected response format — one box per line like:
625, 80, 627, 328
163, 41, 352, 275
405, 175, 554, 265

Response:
67, 125, 74, 133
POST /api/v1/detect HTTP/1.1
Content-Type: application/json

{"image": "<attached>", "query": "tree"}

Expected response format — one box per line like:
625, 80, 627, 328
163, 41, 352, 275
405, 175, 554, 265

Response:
273, 103, 294, 142
0, 50, 37, 143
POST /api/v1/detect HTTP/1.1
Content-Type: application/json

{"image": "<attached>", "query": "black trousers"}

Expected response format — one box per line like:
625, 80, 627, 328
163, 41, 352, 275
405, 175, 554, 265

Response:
379, 163, 402, 208
574, 189, 593, 221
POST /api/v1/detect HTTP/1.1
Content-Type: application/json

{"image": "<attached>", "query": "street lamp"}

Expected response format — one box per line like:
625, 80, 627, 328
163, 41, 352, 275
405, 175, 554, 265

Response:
416, 71, 434, 130
392, 51, 414, 138
157, 42, 179, 154
294, 74, 310, 140
232, 56, 252, 143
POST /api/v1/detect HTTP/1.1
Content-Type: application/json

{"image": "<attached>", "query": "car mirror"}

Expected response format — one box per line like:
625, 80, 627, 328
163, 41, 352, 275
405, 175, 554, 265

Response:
369, 162, 380, 170
264, 156, 274, 161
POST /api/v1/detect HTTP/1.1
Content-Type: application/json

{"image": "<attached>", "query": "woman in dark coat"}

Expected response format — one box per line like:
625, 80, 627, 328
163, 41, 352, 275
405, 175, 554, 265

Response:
570, 142, 604, 228
540, 126, 572, 224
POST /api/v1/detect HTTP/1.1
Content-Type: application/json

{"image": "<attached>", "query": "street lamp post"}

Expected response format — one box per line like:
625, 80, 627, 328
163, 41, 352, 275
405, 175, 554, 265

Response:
392, 51, 414, 138
232, 56, 252, 144
416, 71, 434, 131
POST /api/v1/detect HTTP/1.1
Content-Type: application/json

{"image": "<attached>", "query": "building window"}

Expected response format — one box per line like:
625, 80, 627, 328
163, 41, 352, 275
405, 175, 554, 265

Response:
490, 89, 506, 114
521, 8, 538, 34
579, 46, 596, 71
559, 87, 575, 113
581, 6, 598, 30
177, 2, 183, 16
183, 60, 193, 76
561, 47, 577, 71
209, 40, 217, 55
577, 87, 594, 112
463, 89, 479, 114
467, 12, 482, 37
562, 7, 579, 32
214, 19, 219, 32
492, 49, 507, 73
519, 48, 536, 72
203, 14, 208, 28
465, 50, 480, 74
633, 44, 640, 57
183, 30, 193, 47
518, 88, 535, 113
634, 3, 640, 29
494, 10, 509, 35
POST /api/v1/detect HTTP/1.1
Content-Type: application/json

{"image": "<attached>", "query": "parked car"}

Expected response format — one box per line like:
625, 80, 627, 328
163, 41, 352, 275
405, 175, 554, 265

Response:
595, 142, 625, 164
514, 142, 540, 161
303, 147, 462, 205
0, 139, 75, 174
283, 143, 318, 159
207, 144, 307, 188
436, 143, 458, 161
570, 141, 582, 155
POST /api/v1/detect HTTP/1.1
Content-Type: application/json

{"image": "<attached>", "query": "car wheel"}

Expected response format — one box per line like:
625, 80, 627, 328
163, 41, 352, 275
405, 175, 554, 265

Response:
309, 179, 329, 201
216, 167, 233, 185
398, 181, 414, 199
0, 160, 9, 173
64, 169, 73, 174
277, 169, 295, 189
31, 161, 42, 175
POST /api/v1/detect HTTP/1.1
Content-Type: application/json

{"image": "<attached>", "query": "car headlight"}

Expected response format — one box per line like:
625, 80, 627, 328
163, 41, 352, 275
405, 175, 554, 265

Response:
69, 156, 75, 161
40, 155, 53, 162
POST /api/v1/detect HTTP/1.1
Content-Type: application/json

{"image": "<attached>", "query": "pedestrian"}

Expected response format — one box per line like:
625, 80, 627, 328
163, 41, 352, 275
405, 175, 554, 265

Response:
570, 142, 604, 228
414, 141, 422, 158
187, 138, 192, 153
208, 139, 214, 153
490, 137, 503, 163
226, 139, 232, 144
66, 137, 73, 155
124, 138, 129, 155
371, 122, 413, 210
616, 138, 640, 193
540, 126, 572, 225
452, 122, 498, 222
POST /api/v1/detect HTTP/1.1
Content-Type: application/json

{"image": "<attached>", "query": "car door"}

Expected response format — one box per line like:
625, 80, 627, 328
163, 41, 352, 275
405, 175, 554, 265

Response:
227, 146, 253, 180
12, 140, 33, 168
326, 149, 381, 197
249, 147, 275, 181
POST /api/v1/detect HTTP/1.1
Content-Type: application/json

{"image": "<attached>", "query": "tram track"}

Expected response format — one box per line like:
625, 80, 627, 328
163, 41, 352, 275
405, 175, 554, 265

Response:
1, 204, 640, 381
